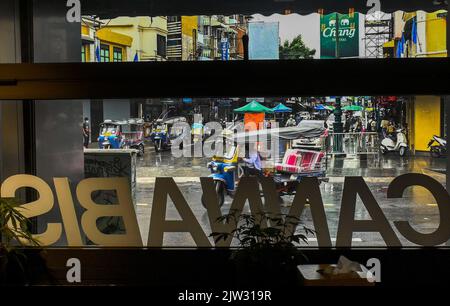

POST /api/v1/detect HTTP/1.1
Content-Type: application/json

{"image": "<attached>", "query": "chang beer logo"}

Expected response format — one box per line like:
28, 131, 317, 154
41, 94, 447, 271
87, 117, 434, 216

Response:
320, 12, 359, 59
321, 15, 357, 40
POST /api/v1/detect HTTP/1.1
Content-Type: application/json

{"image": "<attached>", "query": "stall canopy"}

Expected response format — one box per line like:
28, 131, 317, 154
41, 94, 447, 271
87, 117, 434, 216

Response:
234, 100, 273, 131
314, 104, 327, 111
343, 105, 364, 111
81, 0, 448, 17
272, 103, 292, 113
234, 100, 274, 114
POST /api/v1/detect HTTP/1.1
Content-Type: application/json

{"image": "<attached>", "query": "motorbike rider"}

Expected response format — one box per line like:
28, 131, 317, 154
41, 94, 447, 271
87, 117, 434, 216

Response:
240, 142, 263, 177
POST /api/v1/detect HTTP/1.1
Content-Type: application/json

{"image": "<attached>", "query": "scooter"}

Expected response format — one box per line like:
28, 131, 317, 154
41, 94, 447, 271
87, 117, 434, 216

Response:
428, 135, 447, 158
380, 129, 408, 157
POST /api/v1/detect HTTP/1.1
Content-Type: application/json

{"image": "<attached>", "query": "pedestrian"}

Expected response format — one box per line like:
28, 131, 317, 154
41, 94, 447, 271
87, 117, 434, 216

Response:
82, 117, 90, 149
344, 117, 351, 133
381, 117, 389, 138
285, 115, 297, 127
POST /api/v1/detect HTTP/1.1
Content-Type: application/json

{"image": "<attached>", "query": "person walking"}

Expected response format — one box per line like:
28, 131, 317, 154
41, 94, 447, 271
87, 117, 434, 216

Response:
82, 117, 90, 149
285, 115, 297, 127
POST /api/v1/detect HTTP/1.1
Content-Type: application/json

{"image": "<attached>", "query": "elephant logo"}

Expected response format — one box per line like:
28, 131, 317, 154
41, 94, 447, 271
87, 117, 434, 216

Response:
341, 19, 350, 26
329, 19, 336, 27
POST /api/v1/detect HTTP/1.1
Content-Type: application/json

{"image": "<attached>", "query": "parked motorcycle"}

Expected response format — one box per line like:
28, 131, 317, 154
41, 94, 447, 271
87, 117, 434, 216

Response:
428, 135, 447, 158
380, 129, 408, 157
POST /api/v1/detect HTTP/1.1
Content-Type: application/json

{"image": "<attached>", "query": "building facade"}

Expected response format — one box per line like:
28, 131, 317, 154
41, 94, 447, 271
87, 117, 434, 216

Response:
101, 16, 168, 61
384, 10, 447, 153
81, 16, 170, 140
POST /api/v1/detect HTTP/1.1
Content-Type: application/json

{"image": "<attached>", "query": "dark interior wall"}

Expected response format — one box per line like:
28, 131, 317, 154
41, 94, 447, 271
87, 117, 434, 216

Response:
0, 0, 24, 182
32, 0, 85, 244
0, 0, 21, 63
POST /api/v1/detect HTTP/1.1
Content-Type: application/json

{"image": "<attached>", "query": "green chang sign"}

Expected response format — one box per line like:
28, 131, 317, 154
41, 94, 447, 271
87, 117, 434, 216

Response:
320, 13, 359, 59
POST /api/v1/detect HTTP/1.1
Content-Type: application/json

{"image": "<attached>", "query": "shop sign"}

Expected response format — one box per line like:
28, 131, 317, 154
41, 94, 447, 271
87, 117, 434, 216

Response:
221, 38, 229, 61
1, 174, 450, 248
216, 99, 232, 106
320, 13, 359, 58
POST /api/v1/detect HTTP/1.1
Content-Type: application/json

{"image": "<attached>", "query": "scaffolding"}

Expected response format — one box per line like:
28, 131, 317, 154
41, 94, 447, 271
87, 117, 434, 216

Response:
364, 12, 393, 58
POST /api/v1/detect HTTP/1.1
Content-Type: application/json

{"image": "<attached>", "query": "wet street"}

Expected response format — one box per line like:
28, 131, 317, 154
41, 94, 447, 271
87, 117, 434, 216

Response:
134, 144, 447, 247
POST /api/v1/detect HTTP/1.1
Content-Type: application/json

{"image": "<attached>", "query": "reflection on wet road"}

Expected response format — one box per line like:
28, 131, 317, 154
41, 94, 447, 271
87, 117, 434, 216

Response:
134, 145, 448, 247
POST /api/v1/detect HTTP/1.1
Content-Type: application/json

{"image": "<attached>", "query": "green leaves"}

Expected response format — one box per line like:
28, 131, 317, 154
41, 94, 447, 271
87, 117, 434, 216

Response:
0, 197, 40, 251
279, 34, 317, 60
209, 210, 315, 263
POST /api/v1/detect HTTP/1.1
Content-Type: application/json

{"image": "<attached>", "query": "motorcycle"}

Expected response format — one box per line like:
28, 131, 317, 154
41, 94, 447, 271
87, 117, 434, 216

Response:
380, 129, 408, 157
428, 135, 447, 158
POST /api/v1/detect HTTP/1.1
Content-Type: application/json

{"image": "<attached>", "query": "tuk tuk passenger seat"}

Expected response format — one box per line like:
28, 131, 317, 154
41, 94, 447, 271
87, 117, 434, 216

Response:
275, 149, 303, 173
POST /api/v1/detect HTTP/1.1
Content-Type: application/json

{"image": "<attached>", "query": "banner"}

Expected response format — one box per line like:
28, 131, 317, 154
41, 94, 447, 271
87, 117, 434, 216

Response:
221, 38, 229, 61
320, 13, 359, 58
248, 22, 279, 60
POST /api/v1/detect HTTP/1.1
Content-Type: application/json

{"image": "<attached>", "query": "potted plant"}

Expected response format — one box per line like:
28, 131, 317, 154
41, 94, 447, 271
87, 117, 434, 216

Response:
0, 197, 40, 285
210, 210, 314, 287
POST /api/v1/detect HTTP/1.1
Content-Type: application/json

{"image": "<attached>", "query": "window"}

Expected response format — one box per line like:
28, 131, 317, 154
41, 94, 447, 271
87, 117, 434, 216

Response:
157, 35, 167, 58
100, 44, 110, 62
167, 39, 181, 46
113, 47, 123, 62
167, 16, 181, 23
81, 45, 86, 62
167, 34, 181, 40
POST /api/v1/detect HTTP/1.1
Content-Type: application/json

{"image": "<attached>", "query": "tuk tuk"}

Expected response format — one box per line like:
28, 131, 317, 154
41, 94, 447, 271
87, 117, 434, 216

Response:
150, 116, 186, 152
98, 119, 145, 156
201, 123, 329, 208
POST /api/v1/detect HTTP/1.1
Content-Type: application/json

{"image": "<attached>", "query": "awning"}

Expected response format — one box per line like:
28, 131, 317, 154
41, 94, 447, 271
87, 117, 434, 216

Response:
81, 0, 448, 18
234, 100, 274, 114
272, 103, 292, 113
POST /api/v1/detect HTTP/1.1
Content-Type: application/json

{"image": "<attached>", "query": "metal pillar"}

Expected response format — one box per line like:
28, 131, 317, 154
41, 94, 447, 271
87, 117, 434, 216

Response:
333, 13, 344, 154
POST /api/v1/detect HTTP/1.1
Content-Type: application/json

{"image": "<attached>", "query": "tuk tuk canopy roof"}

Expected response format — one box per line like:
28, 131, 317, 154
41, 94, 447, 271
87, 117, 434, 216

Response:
82, 0, 447, 18
234, 100, 274, 114
272, 103, 292, 113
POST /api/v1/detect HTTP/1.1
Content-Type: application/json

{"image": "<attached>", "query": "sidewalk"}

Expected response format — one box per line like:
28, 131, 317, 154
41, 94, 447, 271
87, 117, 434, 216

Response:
326, 155, 446, 182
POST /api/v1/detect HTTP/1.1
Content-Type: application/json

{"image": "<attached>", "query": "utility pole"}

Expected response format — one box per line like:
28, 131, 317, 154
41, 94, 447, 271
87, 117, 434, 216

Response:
333, 12, 344, 154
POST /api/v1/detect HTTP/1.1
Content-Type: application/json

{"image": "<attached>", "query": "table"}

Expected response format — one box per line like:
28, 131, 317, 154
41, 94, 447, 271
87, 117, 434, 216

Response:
297, 264, 376, 286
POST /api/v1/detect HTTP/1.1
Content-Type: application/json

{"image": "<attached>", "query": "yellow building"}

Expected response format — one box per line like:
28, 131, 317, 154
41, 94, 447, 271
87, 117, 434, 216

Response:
407, 96, 443, 152
96, 28, 133, 62
100, 16, 168, 61
391, 11, 447, 153
81, 18, 133, 62
181, 16, 198, 61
